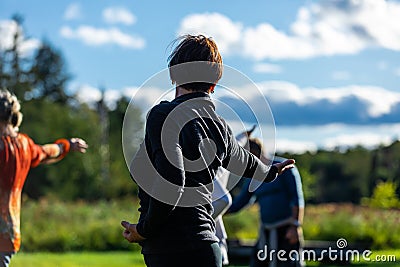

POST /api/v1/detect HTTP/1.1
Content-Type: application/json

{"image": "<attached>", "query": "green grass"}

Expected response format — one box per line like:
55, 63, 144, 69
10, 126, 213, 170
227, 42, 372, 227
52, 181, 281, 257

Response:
12, 251, 145, 267
11, 250, 399, 267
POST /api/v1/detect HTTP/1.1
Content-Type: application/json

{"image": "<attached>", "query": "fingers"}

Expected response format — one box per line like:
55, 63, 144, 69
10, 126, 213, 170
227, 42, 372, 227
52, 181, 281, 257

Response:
283, 159, 295, 166
69, 138, 88, 153
121, 220, 131, 229
275, 159, 296, 174
121, 221, 132, 242
123, 230, 132, 240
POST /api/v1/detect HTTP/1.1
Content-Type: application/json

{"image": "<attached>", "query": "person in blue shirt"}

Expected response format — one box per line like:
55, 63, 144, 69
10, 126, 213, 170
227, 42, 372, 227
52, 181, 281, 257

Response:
227, 137, 305, 267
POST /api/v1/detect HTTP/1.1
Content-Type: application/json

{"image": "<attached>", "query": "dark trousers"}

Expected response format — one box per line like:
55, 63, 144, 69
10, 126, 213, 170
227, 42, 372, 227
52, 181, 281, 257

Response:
143, 242, 222, 267
250, 225, 302, 267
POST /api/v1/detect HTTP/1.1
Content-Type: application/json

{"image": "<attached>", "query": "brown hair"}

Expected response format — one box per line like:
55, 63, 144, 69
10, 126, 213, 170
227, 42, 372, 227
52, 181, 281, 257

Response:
168, 34, 223, 92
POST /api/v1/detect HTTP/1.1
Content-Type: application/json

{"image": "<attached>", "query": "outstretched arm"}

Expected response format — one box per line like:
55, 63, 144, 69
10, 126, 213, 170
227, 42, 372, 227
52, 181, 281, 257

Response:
29, 136, 88, 167
222, 126, 295, 183
226, 180, 254, 214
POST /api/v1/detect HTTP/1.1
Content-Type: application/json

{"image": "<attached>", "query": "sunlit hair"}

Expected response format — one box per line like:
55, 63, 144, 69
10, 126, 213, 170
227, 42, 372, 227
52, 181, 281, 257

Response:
249, 138, 263, 159
168, 34, 223, 92
0, 89, 23, 131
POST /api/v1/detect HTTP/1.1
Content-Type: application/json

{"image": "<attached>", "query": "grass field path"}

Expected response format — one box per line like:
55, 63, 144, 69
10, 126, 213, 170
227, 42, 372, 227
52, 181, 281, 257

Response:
11, 250, 399, 267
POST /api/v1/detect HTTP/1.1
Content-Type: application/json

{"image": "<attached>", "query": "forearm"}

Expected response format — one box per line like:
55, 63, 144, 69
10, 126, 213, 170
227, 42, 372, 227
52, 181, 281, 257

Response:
39, 139, 70, 164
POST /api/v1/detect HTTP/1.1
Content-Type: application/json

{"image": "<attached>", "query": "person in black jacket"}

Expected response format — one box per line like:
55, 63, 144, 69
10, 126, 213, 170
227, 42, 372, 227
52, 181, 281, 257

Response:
121, 34, 295, 267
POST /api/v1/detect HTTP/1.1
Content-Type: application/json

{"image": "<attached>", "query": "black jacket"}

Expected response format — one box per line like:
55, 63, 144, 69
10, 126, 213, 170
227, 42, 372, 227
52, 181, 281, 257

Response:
130, 92, 277, 254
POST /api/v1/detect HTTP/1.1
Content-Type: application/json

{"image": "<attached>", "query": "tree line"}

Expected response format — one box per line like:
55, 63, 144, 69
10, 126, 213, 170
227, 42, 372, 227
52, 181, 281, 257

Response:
1, 16, 399, 206
1, 16, 143, 200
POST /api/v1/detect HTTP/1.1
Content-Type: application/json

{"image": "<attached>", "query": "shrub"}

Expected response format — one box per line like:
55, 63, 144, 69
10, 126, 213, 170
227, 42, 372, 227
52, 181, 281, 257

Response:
19, 198, 400, 251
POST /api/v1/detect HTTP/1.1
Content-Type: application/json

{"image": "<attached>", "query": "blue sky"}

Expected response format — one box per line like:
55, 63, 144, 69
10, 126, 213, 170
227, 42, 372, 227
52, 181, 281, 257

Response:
1, 0, 400, 153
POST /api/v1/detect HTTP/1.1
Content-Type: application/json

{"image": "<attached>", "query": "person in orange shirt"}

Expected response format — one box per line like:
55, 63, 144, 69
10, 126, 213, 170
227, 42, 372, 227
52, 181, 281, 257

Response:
0, 89, 88, 267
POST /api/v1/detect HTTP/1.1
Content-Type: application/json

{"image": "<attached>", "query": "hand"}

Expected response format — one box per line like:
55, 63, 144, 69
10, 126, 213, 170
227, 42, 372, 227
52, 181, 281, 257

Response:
274, 159, 295, 175
69, 138, 88, 153
121, 221, 146, 243
285, 225, 299, 244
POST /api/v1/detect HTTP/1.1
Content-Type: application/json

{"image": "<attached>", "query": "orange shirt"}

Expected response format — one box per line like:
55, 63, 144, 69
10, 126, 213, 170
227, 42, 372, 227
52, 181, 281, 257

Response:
0, 133, 69, 252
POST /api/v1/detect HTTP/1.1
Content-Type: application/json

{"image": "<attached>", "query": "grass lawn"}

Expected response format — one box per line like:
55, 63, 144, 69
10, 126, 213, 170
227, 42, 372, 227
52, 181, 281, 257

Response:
11, 250, 399, 267
11, 251, 145, 267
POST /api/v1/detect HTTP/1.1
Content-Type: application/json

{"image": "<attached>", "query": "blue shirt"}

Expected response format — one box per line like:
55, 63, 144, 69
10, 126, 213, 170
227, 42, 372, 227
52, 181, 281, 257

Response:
229, 157, 304, 224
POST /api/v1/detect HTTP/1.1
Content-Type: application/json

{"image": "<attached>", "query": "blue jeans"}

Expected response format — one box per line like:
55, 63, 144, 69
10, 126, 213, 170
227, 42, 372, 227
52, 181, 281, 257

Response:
0, 252, 14, 267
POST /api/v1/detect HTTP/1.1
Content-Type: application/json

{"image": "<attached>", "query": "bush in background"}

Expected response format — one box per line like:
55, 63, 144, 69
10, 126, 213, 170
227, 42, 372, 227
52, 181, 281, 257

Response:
20, 199, 400, 252
20, 197, 141, 252
225, 203, 400, 250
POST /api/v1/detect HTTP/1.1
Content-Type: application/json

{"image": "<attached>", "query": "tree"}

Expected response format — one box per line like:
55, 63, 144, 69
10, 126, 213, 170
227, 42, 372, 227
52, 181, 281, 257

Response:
1, 15, 145, 200
29, 40, 71, 103
362, 181, 400, 209
0, 14, 34, 98
106, 96, 144, 198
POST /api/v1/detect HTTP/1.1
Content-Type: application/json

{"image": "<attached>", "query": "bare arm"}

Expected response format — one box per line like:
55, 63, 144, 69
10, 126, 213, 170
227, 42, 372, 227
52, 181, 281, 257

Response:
40, 138, 88, 164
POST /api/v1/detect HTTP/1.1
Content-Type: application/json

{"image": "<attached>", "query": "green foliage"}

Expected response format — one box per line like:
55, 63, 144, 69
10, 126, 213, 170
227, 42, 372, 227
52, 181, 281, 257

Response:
362, 181, 400, 209
282, 141, 400, 204
0, 15, 34, 98
106, 98, 143, 199
21, 200, 400, 251
0, 17, 144, 200
18, 98, 143, 200
224, 206, 260, 240
225, 203, 400, 250
303, 204, 400, 249
29, 40, 72, 103
298, 166, 317, 202
21, 100, 101, 200
20, 198, 142, 252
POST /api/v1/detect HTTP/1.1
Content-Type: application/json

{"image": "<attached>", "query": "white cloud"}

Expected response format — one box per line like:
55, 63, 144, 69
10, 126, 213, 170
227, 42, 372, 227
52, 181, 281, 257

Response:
102, 7, 136, 25
177, 0, 400, 60
64, 3, 82, 21
243, 0, 398, 60
60, 25, 145, 49
324, 133, 394, 151
75, 84, 174, 111
331, 71, 351, 81
73, 81, 400, 153
255, 81, 400, 118
76, 84, 102, 104
0, 20, 40, 56
177, 13, 243, 55
215, 79, 400, 126
243, 24, 318, 60
75, 86, 127, 109
275, 139, 317, 154
253, 63, 282, 74
276, 123, 400, 153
